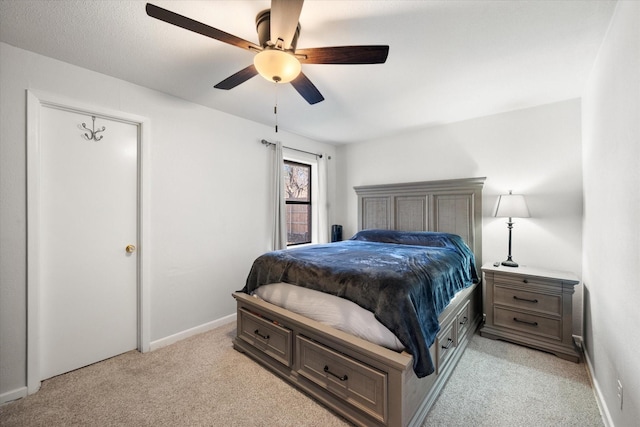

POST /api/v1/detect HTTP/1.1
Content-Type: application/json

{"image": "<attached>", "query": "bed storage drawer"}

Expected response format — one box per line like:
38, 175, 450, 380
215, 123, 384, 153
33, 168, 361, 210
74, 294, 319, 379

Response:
238, 308, 292, 367
296, 335, 387, 423
435, 318, 456, 374
456, 300, 471, 340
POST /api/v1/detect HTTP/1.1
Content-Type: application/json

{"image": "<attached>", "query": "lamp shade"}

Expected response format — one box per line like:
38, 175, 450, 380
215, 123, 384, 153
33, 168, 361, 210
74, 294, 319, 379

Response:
494, 192, 530, 218
253, 49, 302, 84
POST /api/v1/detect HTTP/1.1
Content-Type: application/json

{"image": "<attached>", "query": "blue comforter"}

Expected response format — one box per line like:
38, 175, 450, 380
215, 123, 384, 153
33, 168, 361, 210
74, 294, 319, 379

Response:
242, 230, 478, 377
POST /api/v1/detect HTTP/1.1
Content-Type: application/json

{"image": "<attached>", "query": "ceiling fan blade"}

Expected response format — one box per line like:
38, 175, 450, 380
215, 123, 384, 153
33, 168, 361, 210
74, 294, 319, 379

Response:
270, 0, 304, 49
297, 45, 389, 64
290, 72, 324, 105
214, 65, 258, 90
146, 3, 261, 52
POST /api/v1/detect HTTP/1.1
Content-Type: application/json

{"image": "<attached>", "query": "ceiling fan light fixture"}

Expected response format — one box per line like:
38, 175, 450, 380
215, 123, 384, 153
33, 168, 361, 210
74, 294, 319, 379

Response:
253, 48, 301, 84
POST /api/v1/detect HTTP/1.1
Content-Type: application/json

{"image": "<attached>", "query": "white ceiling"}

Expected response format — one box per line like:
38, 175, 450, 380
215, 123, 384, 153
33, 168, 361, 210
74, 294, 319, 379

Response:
0, 0, 617, 145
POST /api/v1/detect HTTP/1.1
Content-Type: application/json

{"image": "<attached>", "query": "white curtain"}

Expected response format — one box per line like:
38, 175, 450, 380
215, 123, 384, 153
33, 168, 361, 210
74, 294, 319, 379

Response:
317, 154, 329, 244
272, 141, 287, 250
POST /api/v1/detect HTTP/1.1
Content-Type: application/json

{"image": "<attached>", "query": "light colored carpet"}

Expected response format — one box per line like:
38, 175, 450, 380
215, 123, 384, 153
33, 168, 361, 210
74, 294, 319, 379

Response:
0, 322, 602, 426
426, 334, 602, 426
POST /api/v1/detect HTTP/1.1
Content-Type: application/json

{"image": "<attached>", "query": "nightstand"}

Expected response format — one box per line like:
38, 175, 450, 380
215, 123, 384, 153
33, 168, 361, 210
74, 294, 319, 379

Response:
480, 263, 581, 362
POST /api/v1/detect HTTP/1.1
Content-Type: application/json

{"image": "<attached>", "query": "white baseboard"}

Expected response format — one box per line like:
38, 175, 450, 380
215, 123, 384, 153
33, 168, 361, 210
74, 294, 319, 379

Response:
1, 386, 27, 405
149, 312, 236, 352
583, 348, 614, 427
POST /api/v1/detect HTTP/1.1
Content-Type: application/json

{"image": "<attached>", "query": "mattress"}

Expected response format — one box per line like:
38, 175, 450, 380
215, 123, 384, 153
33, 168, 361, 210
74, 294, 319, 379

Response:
253, 282, 405, 351
254, 282, 466, 353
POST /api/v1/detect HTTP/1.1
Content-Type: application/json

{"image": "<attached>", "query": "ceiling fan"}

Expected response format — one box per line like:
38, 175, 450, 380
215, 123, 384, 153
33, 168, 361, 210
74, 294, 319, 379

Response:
146, 0, 389, 105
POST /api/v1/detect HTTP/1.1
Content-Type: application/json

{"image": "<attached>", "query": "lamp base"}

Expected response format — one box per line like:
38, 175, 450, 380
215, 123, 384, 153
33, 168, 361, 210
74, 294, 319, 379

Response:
501, 259, 519, 267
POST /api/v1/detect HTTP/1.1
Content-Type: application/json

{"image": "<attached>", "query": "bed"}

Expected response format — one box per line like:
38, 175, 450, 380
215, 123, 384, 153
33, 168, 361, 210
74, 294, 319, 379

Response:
232, 177, 485, 427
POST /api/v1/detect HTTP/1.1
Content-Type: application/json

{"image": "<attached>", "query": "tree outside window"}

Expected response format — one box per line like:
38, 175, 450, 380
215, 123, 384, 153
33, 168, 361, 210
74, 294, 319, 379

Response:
284, 160, 311, 245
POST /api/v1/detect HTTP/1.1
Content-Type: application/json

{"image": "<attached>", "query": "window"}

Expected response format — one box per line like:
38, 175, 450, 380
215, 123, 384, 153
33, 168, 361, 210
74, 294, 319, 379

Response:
284, 160, 311, 245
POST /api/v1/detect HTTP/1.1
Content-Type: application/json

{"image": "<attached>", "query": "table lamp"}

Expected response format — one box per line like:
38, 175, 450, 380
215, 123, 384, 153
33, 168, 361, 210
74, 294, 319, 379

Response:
494, 190, 530, 267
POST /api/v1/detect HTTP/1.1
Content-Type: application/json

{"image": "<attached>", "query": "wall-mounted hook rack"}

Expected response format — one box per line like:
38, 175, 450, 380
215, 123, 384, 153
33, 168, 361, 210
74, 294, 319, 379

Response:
81, 116, 106, 141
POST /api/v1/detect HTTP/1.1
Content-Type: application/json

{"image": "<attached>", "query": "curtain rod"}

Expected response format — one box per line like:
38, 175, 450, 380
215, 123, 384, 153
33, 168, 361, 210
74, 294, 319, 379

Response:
261, 139, 323, 159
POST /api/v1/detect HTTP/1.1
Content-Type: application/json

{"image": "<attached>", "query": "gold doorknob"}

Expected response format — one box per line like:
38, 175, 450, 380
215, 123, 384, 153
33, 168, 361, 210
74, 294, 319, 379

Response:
125, 245, 136, 253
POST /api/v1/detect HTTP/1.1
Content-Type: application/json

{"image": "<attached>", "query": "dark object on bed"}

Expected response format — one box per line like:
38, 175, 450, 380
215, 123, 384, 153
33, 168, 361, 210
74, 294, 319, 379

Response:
331, 224, 343, 242
242, 230, 478, 377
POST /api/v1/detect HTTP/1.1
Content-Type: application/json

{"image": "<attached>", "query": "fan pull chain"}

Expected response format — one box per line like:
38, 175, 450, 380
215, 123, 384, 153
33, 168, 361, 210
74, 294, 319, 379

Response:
274, 104, 278, 133
274, 82, 279, 133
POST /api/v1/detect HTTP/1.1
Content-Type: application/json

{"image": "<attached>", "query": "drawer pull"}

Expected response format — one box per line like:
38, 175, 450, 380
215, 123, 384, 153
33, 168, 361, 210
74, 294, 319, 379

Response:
441, 337, 454, 350
254, 329, 270, 340
513, 317, 538, 327
522, 279, 529, 283
324, 365, 348, 382
513, 296, 538, 303
459, 316, 468, 325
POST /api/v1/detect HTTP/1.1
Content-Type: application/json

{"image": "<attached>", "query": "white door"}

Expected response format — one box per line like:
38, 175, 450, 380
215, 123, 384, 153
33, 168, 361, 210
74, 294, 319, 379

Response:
39, 106, 138, 380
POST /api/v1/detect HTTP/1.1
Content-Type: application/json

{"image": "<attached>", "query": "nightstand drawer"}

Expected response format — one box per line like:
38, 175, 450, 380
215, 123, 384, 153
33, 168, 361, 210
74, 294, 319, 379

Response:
493, 272, 563, 290
297, 335, 387, 423
494, 285, 561, 317
494, 307, 562, 341
238, 308, 293, 367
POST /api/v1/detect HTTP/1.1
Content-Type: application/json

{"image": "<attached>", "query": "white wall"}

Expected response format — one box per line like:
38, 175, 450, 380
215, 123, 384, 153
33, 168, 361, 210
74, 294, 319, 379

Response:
335, 99, 584, 331
582, 1, 640, 425
0, 42, 336, 401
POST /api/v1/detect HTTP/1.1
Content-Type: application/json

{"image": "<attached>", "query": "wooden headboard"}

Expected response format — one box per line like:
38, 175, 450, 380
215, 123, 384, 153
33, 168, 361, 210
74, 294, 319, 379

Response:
354, 177, 485, 266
